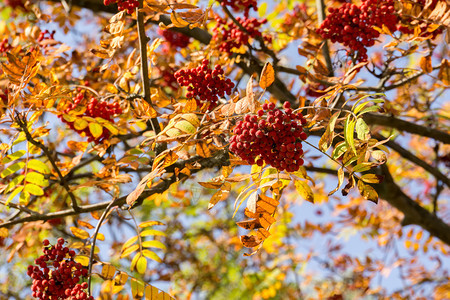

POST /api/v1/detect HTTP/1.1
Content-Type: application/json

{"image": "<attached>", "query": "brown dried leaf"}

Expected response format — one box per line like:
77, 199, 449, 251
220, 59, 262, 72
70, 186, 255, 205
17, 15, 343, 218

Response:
357, 179, 379, 203
236, 219, 262, 230
240, 234, 261, 248
420, 55, 433, 73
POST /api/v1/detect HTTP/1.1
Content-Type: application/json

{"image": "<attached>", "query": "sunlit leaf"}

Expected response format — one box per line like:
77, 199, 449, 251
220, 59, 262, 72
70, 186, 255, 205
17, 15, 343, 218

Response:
70, 227, 90, 239
294, 180, 314, 203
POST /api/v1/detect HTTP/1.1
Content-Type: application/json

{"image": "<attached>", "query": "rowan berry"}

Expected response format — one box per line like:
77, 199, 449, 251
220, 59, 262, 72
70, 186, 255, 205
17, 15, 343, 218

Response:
317, 0, 398, 62
103, 0, 138, 14
174, 59, 235, 109
229, 103, 308, 172
212, 16, 271, 54
59, 90, 122, 144
27, 238, 94, 300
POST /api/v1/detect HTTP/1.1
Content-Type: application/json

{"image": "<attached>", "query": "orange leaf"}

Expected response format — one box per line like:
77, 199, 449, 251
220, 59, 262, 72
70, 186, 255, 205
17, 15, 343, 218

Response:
259, 62, 275, 89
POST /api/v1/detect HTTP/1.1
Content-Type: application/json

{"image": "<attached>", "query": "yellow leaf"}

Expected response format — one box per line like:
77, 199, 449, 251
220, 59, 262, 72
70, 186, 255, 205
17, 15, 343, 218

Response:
259, 62, 275, 89
74, 255, 90, 267
130, 278, 145, 298
170, 11, 190, 27
89, 122, 103, 139
294, 180, 314, 203
0, 228, 8, 238
142, 249, 162, 262
121, 236, 138, 252
101, 264, 116, 280
70, 226, 90, 239
77, 220, 94, 229
114, 272, 129, 286
139, 220, 164, 228
136, 256, 147, 274
120, 244, 139, 259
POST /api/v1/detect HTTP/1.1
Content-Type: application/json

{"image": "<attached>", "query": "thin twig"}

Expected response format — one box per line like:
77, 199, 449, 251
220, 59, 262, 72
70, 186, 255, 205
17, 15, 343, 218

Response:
87, 200, 117, 296
15, 112, 80, 211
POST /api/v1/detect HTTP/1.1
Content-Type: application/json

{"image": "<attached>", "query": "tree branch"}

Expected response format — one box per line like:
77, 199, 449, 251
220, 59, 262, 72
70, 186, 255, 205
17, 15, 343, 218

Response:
0, 150, 230, 228
374, 164, 450, 245
376, 134, 450, 187
15, 113, 80, 211
365, 114, 450, 144
315, 0, 334, 76
137, 1, 160, 135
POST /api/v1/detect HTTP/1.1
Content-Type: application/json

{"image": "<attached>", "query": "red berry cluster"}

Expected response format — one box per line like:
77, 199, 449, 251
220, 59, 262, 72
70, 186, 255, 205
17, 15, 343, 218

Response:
157, 67, 178, 91
103, 0, 138, 14
27, 238, 93, 300
158, 28, 190, 49
5, 0, 25, 9
59, 91, 122, 143
317, 0, 398, 62
0, 38, 12, 54
229, 102, 308, 172
397, 0, 443, 38
174, 59, 235, 109
212, 16, 272, 54
37, 30, 55, 43
219, 0, 257, 17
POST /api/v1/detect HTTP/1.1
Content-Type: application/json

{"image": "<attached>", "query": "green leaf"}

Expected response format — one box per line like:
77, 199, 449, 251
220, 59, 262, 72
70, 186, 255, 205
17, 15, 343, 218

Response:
24, 183, 44, 196
294, 179, 314, 203
142, 249, 162, 263
136, 256, 147, 274
6, 186, 24, 205
142, 240, 166, 250
344, 116, 356, 155
25, 172, 48, 186
355, 118, 370, 140
1, 162, 25, 178
140, 229, 166, 237
27, 159, 50, 174
89, 122, 103, 139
